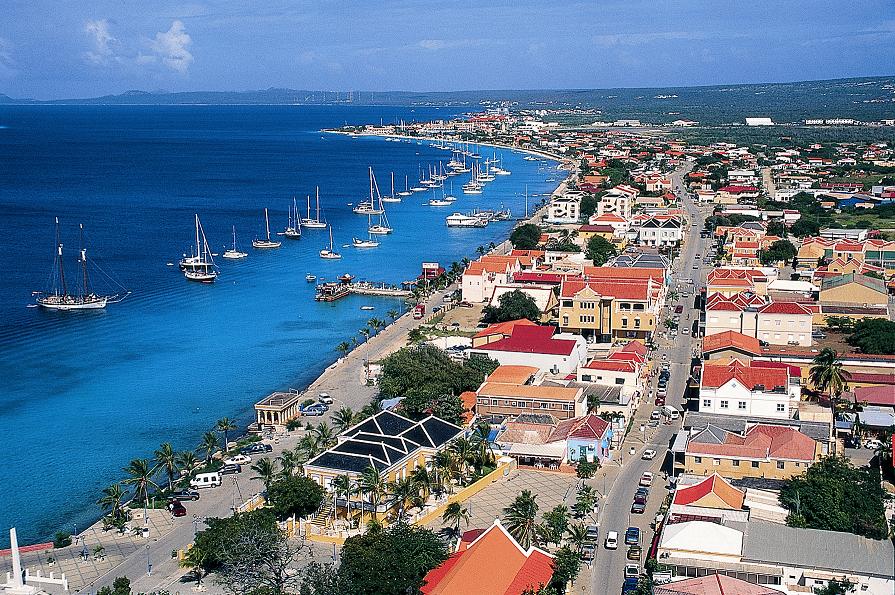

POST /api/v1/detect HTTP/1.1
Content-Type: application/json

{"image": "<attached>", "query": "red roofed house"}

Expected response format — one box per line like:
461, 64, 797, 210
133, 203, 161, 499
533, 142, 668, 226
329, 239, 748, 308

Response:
716, 185, 760, 204
467, 324, 588, 376
577, 341, 648, 395
699, 360, 801, 419
702, 330, 762, 362
549, 413, 613, 463
669, 473, 748, 523
705, 292, 814, 346
472, 319, 538, 348
421, 520, 555, 595
461, 255, 523, 303
682, 423, 821, 480
653, 574, 783, 595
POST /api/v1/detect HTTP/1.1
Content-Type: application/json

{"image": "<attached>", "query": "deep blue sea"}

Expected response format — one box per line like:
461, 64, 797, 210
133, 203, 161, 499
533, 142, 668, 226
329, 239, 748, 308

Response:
0, 105, 559, 547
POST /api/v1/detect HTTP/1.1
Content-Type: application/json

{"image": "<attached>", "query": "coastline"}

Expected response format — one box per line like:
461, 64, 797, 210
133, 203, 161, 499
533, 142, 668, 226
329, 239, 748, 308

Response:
13, 131, 570, 554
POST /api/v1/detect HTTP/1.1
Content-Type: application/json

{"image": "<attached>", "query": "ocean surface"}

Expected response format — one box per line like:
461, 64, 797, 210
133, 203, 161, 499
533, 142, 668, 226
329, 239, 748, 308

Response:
0, 105, 560, 547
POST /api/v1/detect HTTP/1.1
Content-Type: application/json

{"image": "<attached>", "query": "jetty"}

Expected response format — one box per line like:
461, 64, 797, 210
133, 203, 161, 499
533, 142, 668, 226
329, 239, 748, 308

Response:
315, 277, 412, 302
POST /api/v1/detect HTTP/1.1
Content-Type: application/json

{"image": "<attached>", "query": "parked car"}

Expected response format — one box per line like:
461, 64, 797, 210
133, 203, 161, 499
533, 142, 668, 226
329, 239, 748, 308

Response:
220, 463, 242, 475
241, 443, 272, 455
640, 472, 654, 487
318, 393, 334, 405
633, 493, 647, 506
655, 396, 666, 406
224, 454, 251, 466
650, 410, 661, 421
624, 564, 640, 578
623, 577, 639, 594
627, 545, 642, 561
605, 531, 619, 549
170, 490, 200, 501
674, 305, 684, 314
586, 525, 599, 542
642, 449, 657, 460
169, 500, 187, 517
302, 406, 325, 416
624, 527, 640, 545
581, 542, 596, 562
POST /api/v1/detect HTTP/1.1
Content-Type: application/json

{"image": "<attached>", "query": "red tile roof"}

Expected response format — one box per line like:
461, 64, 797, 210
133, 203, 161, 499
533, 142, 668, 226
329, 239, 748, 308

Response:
477, 325, 577, 356
701, 361, 788, 391
757, 301, 812, 315
672, 473, 745, 509
719, 185, 759, 193
654, 574, 783, 595
473, 318, 537, 339
702, 331, 761, 356
513, 272, 565, 285
852, 384, 895, 406
560, 278, 653, 300
688, 424, 817, 462
583, 360, 636, 372
549, 414, 610, 442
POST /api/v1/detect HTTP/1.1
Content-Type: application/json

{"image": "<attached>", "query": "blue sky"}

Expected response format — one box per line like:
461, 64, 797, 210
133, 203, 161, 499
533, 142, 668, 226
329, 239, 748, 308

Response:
2, 1, 894, 99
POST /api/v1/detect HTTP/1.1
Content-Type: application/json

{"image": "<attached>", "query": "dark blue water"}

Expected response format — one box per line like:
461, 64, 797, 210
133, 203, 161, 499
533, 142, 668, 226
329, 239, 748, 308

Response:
0, 105, 558, 547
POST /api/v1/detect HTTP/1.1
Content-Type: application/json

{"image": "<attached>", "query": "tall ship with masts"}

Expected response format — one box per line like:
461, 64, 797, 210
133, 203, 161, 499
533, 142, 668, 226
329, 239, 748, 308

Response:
35, 218, 130, 310
183, 214, 218, 283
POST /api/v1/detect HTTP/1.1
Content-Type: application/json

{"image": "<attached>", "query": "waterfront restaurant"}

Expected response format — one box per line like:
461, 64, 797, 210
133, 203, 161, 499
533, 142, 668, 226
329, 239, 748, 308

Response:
254, 389, 303, 428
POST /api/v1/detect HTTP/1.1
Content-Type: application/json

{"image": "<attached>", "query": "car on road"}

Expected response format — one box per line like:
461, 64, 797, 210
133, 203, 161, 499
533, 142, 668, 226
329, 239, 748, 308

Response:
622, 577, 639, 594
605, 531, 619, 549
627, 545, 642, 561
624, 564, 639, 578
317, 393, 334, 405
640, 472, 654, 487
241, 443, 272, 455
220, 463, 242, 475
632, 501, 646, 514
655, 395, 666, 406
302, 405, 325, 416
650, 410, 661, 421
224, 454, 251, 466
633, 492, 647, 505
674, 305, 684, 314
581, 542, 596, 562
693, 264, 699, 269
642, 449, 657, 460
169, 500, 187, 517
170, 490, 200, 501
624, 527, 640, 545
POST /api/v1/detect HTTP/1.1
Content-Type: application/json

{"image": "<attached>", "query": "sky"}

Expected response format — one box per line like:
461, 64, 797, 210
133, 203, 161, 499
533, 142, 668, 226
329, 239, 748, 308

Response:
2, 0, 894, 100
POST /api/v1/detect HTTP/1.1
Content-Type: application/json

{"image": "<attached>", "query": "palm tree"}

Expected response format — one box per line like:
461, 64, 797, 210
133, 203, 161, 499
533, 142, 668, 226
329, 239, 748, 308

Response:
331, 474, 355, 524
180, 545, 209, 587
503, 490, 539, 549
809, 348, 852, 423
297, 434, 323, 460
97, 483, 126, 521
387, 309, 399, 322
441, 502, 471, 539
566, 523, 589, 554
359, 327, 370, 342
153, 442, 179, 492
450, 437, 475, 482
335, 341, 351, 357
332, 407, 356, 434
359, 465, 388, 521
251, 458, 278, 493
471, 424, 494, 471
199, 432, 220, 465
176, 451, 199, 479
312, 422, 336, 449
276, 450, 299, 478
389, 477, 418, 521
586, 393, 601, 414
122, 459, 159, 505
433, 449, 457, 495
215, 418, 237, 453
410, 466, 433, 503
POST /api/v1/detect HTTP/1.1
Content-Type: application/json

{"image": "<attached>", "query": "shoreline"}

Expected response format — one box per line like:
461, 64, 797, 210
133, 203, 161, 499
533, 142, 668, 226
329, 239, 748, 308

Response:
16, 132, 571, 552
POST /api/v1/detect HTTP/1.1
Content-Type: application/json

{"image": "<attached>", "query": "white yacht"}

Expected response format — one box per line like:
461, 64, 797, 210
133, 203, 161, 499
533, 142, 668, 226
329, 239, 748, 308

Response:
252, 208, 282, 248
222, 226, 248, 259
446, 213, 487, 228
301, 188, 328, 228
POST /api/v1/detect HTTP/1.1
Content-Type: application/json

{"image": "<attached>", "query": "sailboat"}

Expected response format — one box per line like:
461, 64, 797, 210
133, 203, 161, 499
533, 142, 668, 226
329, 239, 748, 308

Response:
222, 226, 248, 259
320, 226, 342, 259
353, 216, 380, 248
35, 218, 130, 309
397, 175, 413, 197
352, 169, 385, 215
284, 198, 302, 239
381, 172, 401, 203
367, 170, 393, 235
253, 208, 281, 248
184, 214, 218, 283
301, 187, 328, 228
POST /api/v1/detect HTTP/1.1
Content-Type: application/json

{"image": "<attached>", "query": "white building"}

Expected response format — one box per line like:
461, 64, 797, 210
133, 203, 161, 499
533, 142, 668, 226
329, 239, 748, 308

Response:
545, 195, 581, 224
699, 361, 800, 419
637, 217, 683, 246
466, 325, 588, 377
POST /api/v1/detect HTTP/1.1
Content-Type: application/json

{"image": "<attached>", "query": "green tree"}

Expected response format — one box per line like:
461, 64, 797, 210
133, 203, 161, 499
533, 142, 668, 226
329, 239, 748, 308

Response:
359, 465, 389, 522
760, 239, 797, 265
808, 348, 852, 420
576, 459, 599, 479
779, 456, 888, 539
332, 407, 356, 434
96, 577, 131, 595
503, 490, 539, 549
266, 475, 324, 520
179, 544, 211, 587
199, 431, 220, 465
566, 523, 589, 554
539, 505, 570, 546
251, 457, 279, 493
312, 422, 336, 449
510, 223, 542, 250
335, 341, 351, 357
580, 193, 600, 221
550, 546, 581, 591
338, 522, 449, 595
97, 483, 126, 522
153, 442, 179, 492
121, 459, 158, 505
389, 477, 419, 521
815, 580, 855, 595
215, 417, 238, 453
481, 289, 541, 323
766, 220, 786, 237
791, 216, 821, 237
441, 502, 471, 539
585, 235, 618, 265
847, 318, 895, 355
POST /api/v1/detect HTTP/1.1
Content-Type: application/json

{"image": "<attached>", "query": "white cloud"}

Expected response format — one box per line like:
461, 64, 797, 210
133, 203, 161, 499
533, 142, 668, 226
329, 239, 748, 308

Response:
83, 19, 117, 65
418, 39, 446, 50
149, 20, 193, 74
0, 37, 15, 78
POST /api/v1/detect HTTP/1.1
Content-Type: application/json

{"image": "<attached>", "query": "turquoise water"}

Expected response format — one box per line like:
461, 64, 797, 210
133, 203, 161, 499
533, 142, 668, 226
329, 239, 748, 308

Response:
0, 105, 558, 546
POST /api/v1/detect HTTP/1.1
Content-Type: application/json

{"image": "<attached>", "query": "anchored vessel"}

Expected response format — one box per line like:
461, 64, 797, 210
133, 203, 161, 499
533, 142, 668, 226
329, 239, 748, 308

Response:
301, 187, 328, 228
253, 208, 282, 248
222, 225, 248, 259
183, 214, 218, 283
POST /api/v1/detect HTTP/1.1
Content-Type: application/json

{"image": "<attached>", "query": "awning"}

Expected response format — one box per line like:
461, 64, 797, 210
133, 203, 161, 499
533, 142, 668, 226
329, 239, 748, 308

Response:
507, 441, 566, 460
670, 432, 689, 454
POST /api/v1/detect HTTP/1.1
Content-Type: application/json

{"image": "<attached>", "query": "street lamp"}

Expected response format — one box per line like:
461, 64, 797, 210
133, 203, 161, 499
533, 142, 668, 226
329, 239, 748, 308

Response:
192, 514, 200, 535
146, 545, 152, 576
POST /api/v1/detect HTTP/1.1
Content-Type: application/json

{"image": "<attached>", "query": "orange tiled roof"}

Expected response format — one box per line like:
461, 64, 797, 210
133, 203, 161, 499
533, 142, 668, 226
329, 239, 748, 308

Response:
486, 365, 540, 385
473, 319, 537, 339
702, 331, 761, 356
672, 473, 745, 509
701, 360, 788, 391
478, 382, 581, 402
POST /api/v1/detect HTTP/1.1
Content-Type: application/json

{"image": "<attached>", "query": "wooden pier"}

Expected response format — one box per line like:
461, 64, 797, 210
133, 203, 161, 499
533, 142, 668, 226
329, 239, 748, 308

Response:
315, 279, 412, 302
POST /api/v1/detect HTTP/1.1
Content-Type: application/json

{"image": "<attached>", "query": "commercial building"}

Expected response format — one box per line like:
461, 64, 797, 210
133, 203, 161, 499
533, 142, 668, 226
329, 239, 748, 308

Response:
698, 361, 800, 419
466, 324, 588, 376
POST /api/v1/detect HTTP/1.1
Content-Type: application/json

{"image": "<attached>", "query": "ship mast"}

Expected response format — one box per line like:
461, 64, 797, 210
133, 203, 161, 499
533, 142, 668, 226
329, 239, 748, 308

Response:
55, 217, 67, 298
79, 223, 90, 298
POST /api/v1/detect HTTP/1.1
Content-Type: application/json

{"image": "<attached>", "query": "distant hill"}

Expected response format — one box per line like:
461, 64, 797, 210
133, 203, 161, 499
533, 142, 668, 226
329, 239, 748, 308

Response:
2, 77, 894, 125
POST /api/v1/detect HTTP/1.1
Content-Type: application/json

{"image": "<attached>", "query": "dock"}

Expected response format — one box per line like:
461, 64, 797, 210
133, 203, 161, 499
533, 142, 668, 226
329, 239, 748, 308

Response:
315, 278, 412, 302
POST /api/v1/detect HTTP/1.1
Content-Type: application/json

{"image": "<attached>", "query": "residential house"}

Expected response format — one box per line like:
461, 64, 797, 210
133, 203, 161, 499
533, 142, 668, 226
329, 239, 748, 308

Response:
668, 473, 748, 524
701, 331, 762, 363
550, 414, 613, 463
466, 325, 588, 376
699, 360, 800, 419
545, 195, 581, 224
638, 216, 683, 247
588, 212, 630, 236
471, 319, 538, 348
716, 185, 760, 204
706, 268, 772, 297
596, 189, 633, 220
421, 520, 554, 595
680, 423, 820, 479
461, 256, 522, 303
559, 276, 663, 343
577, 341, 648, 396
475, 375, 585, 421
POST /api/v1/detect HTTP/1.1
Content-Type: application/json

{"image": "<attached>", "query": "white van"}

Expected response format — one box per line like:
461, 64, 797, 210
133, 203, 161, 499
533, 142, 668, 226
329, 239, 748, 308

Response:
662, 405, 680, 420
605, 530, 618, 549
190, 471, 222, 489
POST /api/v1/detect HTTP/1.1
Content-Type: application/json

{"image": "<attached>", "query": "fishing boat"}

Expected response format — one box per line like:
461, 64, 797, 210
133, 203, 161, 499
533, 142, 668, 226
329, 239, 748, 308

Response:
253, 208, 282, 248
222, 226, 248, 259
305, 273, 317, 282
381, 172, 401, 203
319, 226, 342, 259
184, 214, 218, 283
445, 213, 487, 228
367, 168, 393, 235
301, 187, 328, 228
284, 197, 302, 239
35, 218, 130, 309
397, 175, 413, 197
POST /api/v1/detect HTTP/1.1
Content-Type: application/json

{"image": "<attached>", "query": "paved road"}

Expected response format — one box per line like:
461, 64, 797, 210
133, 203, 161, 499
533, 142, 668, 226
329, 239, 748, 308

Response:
586, 163, 711, 595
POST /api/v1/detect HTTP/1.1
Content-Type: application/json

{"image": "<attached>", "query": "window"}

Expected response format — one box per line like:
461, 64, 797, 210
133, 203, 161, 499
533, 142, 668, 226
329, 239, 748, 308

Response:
713, 458, 720, 466
634, 318, 641, 328
615, 378, 625, 385
720, 400, 729, 409
738, 401, 746, 410
621, 318, 628, 327
776, 403, 785, 412
752, 461, 760, 468
562, 316, 569, 326
582, 375, 592, 382
732, 459, 740, 467
776, 461, 785, 470
702, 399, 711, 408
491, 399, 498, 406
694, 456, 702, 464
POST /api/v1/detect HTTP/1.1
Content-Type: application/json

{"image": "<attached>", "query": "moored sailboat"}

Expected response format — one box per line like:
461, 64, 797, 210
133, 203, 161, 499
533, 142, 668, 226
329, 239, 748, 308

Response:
184, 214, 218, 283
381, 172, 401, 203
319, 226, 342, 259
253, 208, 282, 248
301, 187, 328, 228
284, 197, 302, 239
222, 225, 248, 259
